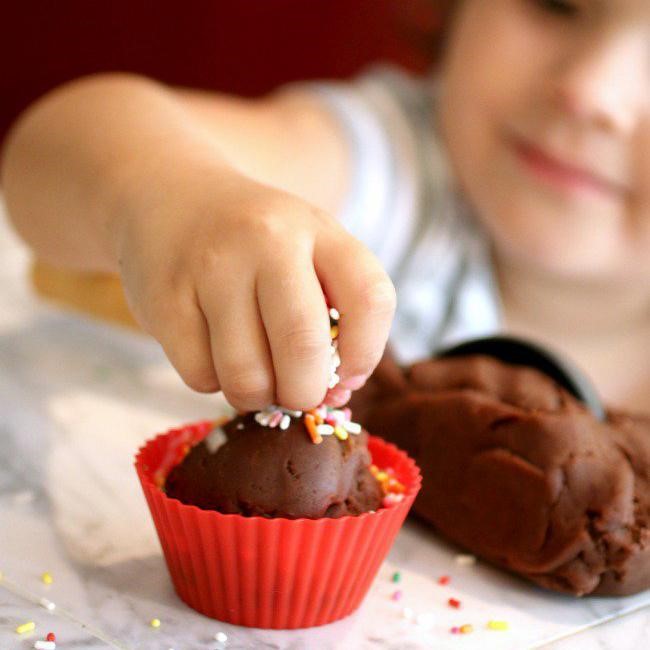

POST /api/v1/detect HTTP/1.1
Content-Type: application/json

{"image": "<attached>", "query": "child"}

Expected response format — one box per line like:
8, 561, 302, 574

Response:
1, 0, 649, 413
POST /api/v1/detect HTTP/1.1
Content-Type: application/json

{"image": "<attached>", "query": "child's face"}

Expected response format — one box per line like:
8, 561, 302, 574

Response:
439, 0, 650, 282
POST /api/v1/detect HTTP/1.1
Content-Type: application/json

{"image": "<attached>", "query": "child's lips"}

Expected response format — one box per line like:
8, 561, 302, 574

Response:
511, 137, 628, 201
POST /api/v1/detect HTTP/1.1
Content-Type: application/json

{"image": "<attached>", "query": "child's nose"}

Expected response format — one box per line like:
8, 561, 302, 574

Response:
550, 30, 648, 135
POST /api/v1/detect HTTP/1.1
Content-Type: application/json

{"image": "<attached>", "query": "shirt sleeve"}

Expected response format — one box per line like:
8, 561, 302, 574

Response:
297, 66, 428, 279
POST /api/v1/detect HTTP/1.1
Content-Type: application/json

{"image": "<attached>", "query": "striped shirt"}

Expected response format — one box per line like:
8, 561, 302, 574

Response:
307, 66, 502, 365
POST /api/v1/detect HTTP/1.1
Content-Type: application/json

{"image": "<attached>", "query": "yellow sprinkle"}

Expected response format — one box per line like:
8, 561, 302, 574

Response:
459, 624, 473, 634
330, 325, 339, 339
487, 620, 509, 630
15, 621, 36, 634
375, 471, 388, 482
334, 425, 348, 440
41, 572, 53, 585
150, 618, 161, 628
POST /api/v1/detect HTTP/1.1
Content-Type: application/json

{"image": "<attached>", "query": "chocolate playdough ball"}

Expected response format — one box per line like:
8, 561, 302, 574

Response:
350, 352, 650, 596
165, 413, 382, 519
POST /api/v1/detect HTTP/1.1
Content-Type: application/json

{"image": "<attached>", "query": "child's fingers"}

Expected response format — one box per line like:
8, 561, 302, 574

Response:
315, 235, 396, 389
324, 386, 352, 407
257, 255, 331, 411
148, 299, 221, 393
197, 274, 275, 411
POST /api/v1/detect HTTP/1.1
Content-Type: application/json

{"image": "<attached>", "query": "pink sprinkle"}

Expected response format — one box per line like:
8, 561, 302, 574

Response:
268, 411, 283, 427
451, 626, 460, 634
342, 407, 351, 421
391, 590, 403, 601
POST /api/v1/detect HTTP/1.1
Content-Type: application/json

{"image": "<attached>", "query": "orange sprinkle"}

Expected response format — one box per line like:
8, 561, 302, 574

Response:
304, 414, 322, 444
459, 624, 473, 634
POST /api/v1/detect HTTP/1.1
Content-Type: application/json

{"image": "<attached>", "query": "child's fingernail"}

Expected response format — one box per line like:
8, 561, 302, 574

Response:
324, 387, 352, 407
340, 374, 368, 390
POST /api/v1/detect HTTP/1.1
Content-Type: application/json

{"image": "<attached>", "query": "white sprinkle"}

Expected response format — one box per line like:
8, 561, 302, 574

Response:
455, 554, 477, 566
205, 428, 227, 454
329, 307, 340, 321
332, 351, 341, 369
254, 412, 271, 426
316, 424, 334, 436
343, 421, 361, 435
283, 408, 303, 417
236, 423, 244, 430
215, 631, 228, 643
402, 606, 414, 620
39, 597, 56, 611
328, 373, 340, 389
34, 642, 56, 650
279, 414, 291, 430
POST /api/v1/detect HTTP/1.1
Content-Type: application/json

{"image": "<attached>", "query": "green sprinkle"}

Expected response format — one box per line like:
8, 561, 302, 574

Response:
391, 571, 401, 583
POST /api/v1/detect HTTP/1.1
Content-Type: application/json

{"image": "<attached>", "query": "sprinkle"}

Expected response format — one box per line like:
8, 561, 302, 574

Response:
41, 572, 53, 585
333, 425, 348, 441
268, 411, 283, 428
455, 554, 477, 566
304, 414, 322, 444
402, 606, 414, 620
46, 633, 56, 642
39, 597, 56, 611
487, 620, 509, 630
329, 307, 340, 320
391, 571, 401, 583
215, 631, 228, 643
254, 411, 271, 426
343, 421, 361, 435
236, 422, 245, 430
448, 597, 461, 609
150, 618, 161, 628
382, 494, 404, 507
459, 624, 473, 634
391, 590, 403, 601
34, 642, 55, 650
343, 407, 351, 420
450, 626, 460, 634
415, 612, 434, 626
438, 575, 451, 585
330, 325, 339, 339
279, 414, 291, 430
328, 372, 340, 389
16, 621, 36, 634
316, 423, 334, 436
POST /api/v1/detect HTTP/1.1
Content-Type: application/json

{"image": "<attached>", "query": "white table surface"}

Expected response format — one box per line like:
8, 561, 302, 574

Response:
0, 201, 648, 650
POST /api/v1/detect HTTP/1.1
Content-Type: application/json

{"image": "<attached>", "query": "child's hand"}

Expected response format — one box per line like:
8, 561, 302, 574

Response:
114, 166, 396, 411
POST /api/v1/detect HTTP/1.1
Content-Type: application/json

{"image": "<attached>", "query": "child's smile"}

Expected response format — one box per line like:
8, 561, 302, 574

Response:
438, 0, 650, 280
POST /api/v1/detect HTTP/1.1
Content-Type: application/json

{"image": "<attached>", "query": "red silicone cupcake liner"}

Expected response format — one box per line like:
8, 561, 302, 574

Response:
135, 420, 421, 629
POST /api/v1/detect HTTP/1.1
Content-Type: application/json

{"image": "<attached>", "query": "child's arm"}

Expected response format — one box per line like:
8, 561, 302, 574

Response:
0, 73, 396, 411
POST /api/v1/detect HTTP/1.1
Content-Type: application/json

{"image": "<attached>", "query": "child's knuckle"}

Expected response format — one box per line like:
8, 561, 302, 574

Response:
358, 276, 397, 317
224, 368, 273, 406
279, 324, 327, 363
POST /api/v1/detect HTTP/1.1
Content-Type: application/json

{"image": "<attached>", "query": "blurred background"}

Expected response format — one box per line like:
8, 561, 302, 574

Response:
1, 0, 449, 149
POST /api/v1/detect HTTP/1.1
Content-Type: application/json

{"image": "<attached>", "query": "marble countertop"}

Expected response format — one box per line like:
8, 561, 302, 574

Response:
0, 203, 648, 649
